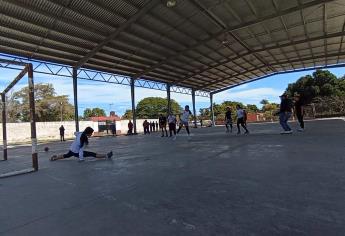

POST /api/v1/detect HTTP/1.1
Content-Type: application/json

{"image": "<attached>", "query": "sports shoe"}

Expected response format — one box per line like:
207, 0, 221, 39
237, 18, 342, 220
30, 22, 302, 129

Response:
50, 155, 57, 161
107, 151, 113, 159
78, 159, 85, 162
173, 136, 176, 141
280, 130, 293, 134
297, 128, 304, 132
244, 131, 249, 135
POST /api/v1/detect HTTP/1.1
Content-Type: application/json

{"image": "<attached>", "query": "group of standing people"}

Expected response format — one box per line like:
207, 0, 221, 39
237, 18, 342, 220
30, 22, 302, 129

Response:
224, 105, 249, 134
142, 120, 159, 134
142, 105, 193, 140
223, 92, 304, 135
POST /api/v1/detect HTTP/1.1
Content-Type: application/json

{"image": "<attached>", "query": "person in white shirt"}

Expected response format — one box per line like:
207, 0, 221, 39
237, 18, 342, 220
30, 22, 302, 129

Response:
177, 105, 193, 137
236, 105, 249, 135
50, 127, 113, 162
167, 112, 177, 140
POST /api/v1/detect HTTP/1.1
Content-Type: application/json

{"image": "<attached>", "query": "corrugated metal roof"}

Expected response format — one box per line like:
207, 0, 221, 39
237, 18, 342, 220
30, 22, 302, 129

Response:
0, 0, 344, 92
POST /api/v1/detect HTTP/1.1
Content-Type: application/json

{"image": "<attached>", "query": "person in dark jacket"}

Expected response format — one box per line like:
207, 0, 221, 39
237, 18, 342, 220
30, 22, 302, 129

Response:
278, 93, 293, 134
59, 125, 65, 141
294, 93, 304, 131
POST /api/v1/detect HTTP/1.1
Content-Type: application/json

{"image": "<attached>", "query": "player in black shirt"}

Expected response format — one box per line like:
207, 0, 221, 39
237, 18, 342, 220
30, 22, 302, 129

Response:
294, 93, 304, 131
224, 106, 233, 133
159, 114, 168, 137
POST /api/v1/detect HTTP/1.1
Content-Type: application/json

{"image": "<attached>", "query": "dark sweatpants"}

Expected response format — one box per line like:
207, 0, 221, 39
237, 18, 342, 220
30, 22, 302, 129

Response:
63, 150, 96, 159
296, 113, 304, 129
169, 123, 176, 136
237, 118, 249, 133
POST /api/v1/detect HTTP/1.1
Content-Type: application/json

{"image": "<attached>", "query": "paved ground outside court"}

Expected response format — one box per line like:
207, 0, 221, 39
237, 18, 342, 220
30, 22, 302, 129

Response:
0, 119, 345, 235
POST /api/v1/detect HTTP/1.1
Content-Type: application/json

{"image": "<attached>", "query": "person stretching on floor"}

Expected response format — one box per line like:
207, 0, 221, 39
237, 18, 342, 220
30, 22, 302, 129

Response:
50, 127, 113, 162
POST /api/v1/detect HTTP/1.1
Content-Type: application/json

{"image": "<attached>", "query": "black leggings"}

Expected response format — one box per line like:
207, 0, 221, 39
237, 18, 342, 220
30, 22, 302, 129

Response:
177, 124, 190, 134
169, 123, 176, 136
63, 150, 96, 159
296, 113, 304, 129
237, 118, 249, 133
161, 124, 168, 136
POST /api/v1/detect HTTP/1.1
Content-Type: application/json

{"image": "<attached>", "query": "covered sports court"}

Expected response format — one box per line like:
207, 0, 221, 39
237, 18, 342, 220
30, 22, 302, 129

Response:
1, 120, 345, 235
1, 0, 345, 235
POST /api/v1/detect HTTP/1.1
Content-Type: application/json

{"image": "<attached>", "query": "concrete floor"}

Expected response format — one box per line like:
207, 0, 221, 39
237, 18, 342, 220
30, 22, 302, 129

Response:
1, 119, 345, 236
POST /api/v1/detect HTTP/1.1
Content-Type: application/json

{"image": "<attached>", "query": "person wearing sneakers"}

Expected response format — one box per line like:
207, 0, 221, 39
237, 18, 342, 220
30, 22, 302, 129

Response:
50, 126, 113, 162
177, 105, 193, 138
236, 105, 249, 135
294, 93, 304, 132
224, 106, 233, 133
278, 93, 293, 134
167, 112, 177, 140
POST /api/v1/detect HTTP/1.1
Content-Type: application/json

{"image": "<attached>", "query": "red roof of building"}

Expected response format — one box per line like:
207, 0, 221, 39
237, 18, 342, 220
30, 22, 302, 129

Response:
90, 116, 120, 122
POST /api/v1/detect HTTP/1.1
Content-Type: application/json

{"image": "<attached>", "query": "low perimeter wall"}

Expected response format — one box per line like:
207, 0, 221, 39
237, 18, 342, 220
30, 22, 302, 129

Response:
0, 119, 159, 143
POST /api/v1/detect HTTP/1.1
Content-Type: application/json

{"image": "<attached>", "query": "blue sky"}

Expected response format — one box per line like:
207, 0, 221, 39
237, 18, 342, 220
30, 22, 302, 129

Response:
1, 64, 345, 116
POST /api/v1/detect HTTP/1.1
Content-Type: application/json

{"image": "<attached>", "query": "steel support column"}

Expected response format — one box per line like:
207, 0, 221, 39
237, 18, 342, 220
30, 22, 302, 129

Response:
73, 67, 79, 132
131, 78, 137, 134
28, 64, 38, 171
210, 93, 215, 126
1, 93, 7, 161
192, 89, 197, 128
167, 83, 171, 115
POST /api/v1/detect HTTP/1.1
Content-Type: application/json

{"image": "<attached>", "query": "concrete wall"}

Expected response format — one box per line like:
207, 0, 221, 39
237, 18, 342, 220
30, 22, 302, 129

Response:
0, 119, 159, 143
0, 121, 97, 143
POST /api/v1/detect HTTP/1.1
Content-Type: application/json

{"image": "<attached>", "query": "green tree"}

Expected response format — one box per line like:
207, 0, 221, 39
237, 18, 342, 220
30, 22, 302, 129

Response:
286, 69, 345, 104
260, 99, 269, 105
246, 104, 259, 113
9, 83, 74, 122
83, 107, 106, 118
136, 97, 182, 118
92, 108, 106, 117
122, 109, 133, 119
83, 108, 93, 118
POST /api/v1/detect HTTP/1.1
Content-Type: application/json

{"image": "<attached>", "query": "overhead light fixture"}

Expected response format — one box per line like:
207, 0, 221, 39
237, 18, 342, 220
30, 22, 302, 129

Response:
166, 0, 177, 8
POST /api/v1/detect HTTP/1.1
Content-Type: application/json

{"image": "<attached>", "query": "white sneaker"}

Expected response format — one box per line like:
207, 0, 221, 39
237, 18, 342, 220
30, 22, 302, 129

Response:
297, 128, 304, 132
280, 130, 293, 134
173, 136, 176, 141
78, 159, 85, 162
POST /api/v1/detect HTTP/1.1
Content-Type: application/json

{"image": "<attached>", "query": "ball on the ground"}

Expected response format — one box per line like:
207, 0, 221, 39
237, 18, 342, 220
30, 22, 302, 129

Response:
44, 147, 49, 152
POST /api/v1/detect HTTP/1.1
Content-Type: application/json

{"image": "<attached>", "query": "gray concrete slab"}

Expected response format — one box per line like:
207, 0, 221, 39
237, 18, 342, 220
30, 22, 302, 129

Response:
1, 119, 345, 235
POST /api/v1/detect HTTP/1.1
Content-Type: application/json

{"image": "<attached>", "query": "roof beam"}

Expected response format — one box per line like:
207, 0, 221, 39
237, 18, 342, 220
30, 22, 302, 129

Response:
75, 0, 160, 69
133, 0, 333, 79
180, 29, 345, 86
211, 62, 345, 94
336, 17, 345, 63
30, 0, 73, 59
200, 51, 345, 90
187, 0, 269, 77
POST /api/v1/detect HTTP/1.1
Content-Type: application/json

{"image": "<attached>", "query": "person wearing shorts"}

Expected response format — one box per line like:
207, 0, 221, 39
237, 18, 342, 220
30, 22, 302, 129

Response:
50, 127, 113, 162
